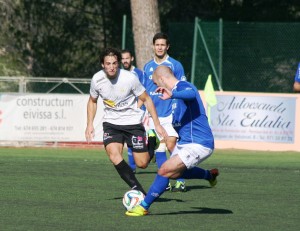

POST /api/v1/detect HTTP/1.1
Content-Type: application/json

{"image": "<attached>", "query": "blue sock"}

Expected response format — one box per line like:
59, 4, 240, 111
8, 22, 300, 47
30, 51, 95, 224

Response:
176, 178, 185, 182
155, 151, 167, 168
181, 167, 210, 180
127, 147, 136, 171
141, 174, 169, 210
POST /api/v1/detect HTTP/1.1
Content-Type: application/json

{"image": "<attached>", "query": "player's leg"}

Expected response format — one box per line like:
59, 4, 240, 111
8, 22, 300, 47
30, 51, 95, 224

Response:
103, 122, 146, 194
127, 147, 136, 173
181, 167, 219, 187
126, 155, 186, 216
126, 123, 150, 169
175, 143, 219, 187
148, 117, 170, 168
166, 133, 187, 192
147, 129, 159, 162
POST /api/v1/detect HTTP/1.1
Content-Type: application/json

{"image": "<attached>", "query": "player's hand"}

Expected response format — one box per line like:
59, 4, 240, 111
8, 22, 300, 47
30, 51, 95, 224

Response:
155, 124, 168, 142
85, 125, 95, 143
155, 87, 172, 100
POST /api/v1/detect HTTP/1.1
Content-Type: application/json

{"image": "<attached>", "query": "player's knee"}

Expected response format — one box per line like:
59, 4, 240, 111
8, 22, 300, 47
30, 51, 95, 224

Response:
158, 164, 169, 177
135, 159, 149, 169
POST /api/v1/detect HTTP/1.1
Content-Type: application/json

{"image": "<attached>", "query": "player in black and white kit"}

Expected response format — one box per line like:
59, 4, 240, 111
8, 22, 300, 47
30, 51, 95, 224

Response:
85, 48, 167, 194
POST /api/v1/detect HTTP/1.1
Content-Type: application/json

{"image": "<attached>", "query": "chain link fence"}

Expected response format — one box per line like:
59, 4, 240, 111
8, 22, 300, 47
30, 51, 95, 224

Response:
1, 20, 299, 94
124, 19, 300, 93
169, 20, 300, 93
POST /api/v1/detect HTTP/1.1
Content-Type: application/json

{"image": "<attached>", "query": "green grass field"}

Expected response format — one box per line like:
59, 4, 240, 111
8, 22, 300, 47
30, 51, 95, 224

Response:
0, 147, 299, 231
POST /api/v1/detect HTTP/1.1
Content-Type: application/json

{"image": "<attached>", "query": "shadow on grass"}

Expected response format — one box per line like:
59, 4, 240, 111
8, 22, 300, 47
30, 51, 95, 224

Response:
153, 207, 233, 215
135, 171, 157, 175
112, 197, 184, 203
186, 185, 212, 190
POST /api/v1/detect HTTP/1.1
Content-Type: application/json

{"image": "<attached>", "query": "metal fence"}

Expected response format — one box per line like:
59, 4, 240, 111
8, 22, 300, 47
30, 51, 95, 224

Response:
125, 18, 300, 93
0, 76, 90, 93
2, 20, 299, 94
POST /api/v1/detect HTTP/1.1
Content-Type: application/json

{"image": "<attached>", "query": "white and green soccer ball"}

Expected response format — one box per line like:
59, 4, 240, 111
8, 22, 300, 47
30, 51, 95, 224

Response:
122, 189, 145, 211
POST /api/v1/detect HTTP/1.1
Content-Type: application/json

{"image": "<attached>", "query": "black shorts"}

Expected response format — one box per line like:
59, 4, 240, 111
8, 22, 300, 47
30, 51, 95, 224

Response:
103, 122, 147, 153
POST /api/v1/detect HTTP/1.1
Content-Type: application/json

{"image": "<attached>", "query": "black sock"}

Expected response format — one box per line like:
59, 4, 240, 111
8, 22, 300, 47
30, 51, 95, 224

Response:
148, 136, 157, 162
114, 159, 147, 195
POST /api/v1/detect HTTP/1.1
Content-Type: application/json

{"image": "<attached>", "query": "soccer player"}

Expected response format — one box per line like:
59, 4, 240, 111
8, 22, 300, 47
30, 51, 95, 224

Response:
293, 62, 300, 92
143, 32, 187, 192
126, 66, 219, 216
121, 49, 144, 173
85, 48, 167, 195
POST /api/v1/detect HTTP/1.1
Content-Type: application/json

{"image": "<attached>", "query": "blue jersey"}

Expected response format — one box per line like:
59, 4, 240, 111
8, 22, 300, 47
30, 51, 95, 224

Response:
132, 66, 144, 84
295, 63, 300, 83
131, 66, 146, 111
171, 81, 214, 149
143, 56, 186, 117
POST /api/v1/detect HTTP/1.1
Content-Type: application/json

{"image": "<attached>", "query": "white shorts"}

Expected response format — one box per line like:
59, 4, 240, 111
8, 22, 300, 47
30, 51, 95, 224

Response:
171, 143, 213, 169
149, 114, 178, 140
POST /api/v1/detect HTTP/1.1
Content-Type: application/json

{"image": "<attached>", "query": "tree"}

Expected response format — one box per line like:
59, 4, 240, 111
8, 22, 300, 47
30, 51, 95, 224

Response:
130, 0, 160, 69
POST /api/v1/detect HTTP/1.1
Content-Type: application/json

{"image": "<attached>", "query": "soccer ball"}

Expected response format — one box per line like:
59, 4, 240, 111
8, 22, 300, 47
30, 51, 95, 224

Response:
122, 189, 145, 211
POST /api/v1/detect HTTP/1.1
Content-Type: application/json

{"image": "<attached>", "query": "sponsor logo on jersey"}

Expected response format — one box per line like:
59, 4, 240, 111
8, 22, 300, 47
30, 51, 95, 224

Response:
150, 91, 161, 96
116, 102, 128, 108
103, 99, 116, 107
173, 122, 181, 127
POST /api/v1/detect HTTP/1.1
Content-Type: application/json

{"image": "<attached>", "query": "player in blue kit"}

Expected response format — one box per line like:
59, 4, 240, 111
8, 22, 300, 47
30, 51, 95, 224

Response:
126, 66, 219, 216
143, 32, 187, 192
293, 62, 300, 92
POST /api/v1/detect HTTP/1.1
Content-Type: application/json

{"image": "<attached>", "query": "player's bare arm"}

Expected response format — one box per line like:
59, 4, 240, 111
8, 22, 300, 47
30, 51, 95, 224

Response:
138, 91, 168, 140
85, 96, 98, 143
294, 81, 300, 92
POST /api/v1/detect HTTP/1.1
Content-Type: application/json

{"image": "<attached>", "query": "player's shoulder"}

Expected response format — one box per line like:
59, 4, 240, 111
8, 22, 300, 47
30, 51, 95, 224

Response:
133, 67, 143, 76
143, 59, 156, 71
120, 69, 135, 78
92, 70, 105, 82
177, 80, 193, 89
167, 56, 181, 64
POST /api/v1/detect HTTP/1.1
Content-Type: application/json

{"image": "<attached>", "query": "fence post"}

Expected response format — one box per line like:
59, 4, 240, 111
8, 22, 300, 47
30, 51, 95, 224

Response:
219, 18, 223, 88
18, 77, 26, 93
122, 14, 127, 49
191, 17, 198, 85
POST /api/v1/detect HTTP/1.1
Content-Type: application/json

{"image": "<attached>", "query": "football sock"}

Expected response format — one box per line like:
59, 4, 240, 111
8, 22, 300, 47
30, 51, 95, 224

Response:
114, 159, 146, 195
181, 167, 210, 180
147, 136, 156, 161
176, 178, 185, 182
127, 147, 136, 171
155, 151, 167, 168
142, 174, 168, 210
155, 143, 167, 168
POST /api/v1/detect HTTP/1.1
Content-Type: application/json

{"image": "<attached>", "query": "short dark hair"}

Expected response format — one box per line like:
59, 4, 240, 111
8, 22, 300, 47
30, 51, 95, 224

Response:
152, 32, 170, 45
100, 48, 121, 64
121, 49, 133, 57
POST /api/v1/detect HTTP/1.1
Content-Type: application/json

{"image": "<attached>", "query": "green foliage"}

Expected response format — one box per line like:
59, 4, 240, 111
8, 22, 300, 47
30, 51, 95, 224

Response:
0, 0, 129, 78
1, 0, 300, 79
0, 147, 299, 231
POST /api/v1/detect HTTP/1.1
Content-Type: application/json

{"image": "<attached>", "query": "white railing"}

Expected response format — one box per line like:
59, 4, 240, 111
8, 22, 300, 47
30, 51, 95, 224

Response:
0, 76, 91, 94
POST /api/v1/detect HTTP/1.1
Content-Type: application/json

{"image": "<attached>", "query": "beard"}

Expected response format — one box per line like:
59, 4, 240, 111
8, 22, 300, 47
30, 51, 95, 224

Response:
122, 62, 131, 71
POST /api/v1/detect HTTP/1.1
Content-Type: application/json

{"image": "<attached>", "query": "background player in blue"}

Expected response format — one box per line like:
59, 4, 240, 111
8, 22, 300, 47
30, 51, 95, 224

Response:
293, 62, 300, 92
143, 32, 187, 192
121, 49, 144, 173
126, 66, 219, 216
